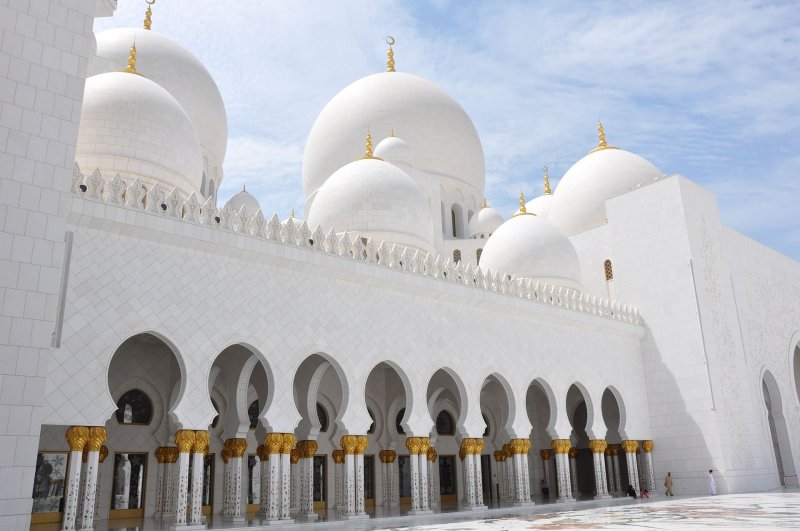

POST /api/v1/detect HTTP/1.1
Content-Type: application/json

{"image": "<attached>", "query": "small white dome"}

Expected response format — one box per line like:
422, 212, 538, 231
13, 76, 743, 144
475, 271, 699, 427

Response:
548, 148, 662, 235
479, 212, 582, 290
307, 157, 434, 254
93, 28, 228, 185
523, 193, 554, 219
468, 204, 504, 238
374, 136, 413, 168
303, 72, 485, 212
283, 213, 303, 228
226, 186, 260, 213
76, 71, 203, 196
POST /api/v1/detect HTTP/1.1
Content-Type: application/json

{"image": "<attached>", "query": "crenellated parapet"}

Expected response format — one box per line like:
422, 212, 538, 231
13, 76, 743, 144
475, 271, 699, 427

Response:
69, 164, 641, 325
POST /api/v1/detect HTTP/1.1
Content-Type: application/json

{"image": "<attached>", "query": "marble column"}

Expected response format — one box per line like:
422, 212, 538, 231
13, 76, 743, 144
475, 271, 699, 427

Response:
354, 436, 368, 517
340, 435, 365, 519
381, 450, 396, 507
459, 438, 484, 509
189, 431, 209, 526
262, 433, 283, 522
604, 448, 615, 496
551, 440, 574, 503
94, 446, 108, 521
472, 439, 484, 507
289, 449, 299, 514
61, 426, 89, 531
642, 440, 656, 494
332, 450, 345, 510
78, 427, 106, 531
154, 448, 167, 517
611, 446, 622, 494
76, 455, 86, 528
297, 440, 318, 520
222, 438, 247, 523
279, 434, 294, 521
427, 447, 439, 508
493, 451, 505, 504
540, 449, 552, 501
417, 439, 431, 512
163, 447, 179, 516
622, 440, 641, 494
256, 445, 270, 518
568, 447, 580, 499
589, 440, 610, 499
172, 430, 196, 527
406, 437, 421, 513
508, 439, 532, 505
458, 445, 467, 507
503, 444, 513, 502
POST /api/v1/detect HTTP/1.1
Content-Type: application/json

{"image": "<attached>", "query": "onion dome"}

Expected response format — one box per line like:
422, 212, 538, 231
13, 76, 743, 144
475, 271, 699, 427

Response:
92, 27, 227, 186
307, 133, 434, 254
548, 122, 662, 235
374, 134, 413, 169
303, 39, 484, 212
468, 199, 504, 238
479, 192, 582, 289
226, 185, 260, 213
76, 43, 202, 196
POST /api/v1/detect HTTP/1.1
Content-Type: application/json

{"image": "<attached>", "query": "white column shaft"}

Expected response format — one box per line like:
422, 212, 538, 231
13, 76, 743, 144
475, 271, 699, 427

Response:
267, 455, 281, 520
60, 450, 83, 531
569, 457, 579, 498
300, 457, 314, 514
645, 452, 656, 492
335, 461, 343, 510
344, 454, 356, 516
189, 452, 204, 525
173, 452, 191, 525
555, 454, 574, 502
259, 459, 270, 516
625, 451, 640, 494
279, 453, 291, 520
78, 452, 99, 530
612, 454, 622, 493
409, 453, 420, 512
154, 459, 165, 516
355, 454, 366, 516
418, 454, 429, 511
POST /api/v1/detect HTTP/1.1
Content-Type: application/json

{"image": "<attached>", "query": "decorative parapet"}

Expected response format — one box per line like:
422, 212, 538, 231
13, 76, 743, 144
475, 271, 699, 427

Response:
69, 165, 641, 325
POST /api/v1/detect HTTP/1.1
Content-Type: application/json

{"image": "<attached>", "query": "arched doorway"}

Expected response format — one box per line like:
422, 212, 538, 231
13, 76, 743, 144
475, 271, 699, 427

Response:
602, 387, 626, 496
365, 362, 411, 509
566, 383, 594, 499
292, 353, 347, 513
762, 371, 798, 487
526, 379, 555, 501
426, 369, 466, 508
480, 374, 512, 505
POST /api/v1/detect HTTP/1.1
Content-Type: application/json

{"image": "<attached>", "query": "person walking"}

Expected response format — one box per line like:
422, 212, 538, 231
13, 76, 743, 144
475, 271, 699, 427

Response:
707, 469, 717, 495
664, 472, 673, 496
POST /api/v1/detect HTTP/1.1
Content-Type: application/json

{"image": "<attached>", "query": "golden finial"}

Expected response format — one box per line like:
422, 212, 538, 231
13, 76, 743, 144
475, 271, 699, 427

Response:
519, 190, 526, 214
143, 0, 155, 30
386, 36, 396, 72
543, 165, 552, 195
589, 120, 618, 153
357, 130, 383, 160
291, 209, 296, 219
482, 198, 488, 208
117, 40, 143, 76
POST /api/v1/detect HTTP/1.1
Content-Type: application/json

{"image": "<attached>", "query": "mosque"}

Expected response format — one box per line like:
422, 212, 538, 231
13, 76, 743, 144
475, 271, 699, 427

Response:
1, 1, 799, 530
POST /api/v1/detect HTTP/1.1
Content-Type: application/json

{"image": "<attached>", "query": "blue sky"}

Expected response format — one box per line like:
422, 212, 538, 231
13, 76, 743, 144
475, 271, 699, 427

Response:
97, 1, 800, 259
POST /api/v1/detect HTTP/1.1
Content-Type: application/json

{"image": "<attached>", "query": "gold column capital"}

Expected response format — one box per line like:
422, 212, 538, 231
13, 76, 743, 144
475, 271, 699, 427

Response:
426, 447, 437, 462
472, 438, 484, 455
99, 445, 109, 463
588, 439, 608, 454
332, 449, 345, 464
221, 448, 231, 464
642, 440, 654, 453
280, 433, 295, 454
290, 448, 300, 464
509, 438, 529, 455
65, 426, 89, 452
551, 439, 571, 455
257, 444, 269, 461
264, 433, 283, 454
298, 440, 318, 459
621, 440, 639, 453
155, 447, 166, 463
355, 435, 368, 455
341, 435, 358, 455
493, 450, 505, 462
405, 436, 421, 455
193, 431, 210, 455
540, 448, 551, 460
225, 437, 247, 458
86, 427, 107, 452
174, 430, 196, 453
379, 449, 396, 463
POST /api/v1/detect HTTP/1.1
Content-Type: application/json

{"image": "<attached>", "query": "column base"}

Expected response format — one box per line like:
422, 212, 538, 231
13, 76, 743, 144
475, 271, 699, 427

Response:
342, 513, 370, 520
169, 525, 206, 531
297, 512, 319, 521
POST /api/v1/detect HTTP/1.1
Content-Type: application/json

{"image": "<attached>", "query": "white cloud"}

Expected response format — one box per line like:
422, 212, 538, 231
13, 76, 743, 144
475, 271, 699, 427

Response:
96, 0, 800, 258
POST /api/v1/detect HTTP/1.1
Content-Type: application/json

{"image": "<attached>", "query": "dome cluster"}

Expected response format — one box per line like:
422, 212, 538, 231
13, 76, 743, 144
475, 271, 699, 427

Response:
77, 26, 228, 200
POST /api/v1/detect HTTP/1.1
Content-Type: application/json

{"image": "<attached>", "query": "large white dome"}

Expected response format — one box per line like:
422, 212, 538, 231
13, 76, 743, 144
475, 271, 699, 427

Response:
93, 28, 227, 186
548, 148, 662, 235
76, 71, 203, 196
303, 72, 485, 212
307, 157, 434, 254
479, 212, 582, 290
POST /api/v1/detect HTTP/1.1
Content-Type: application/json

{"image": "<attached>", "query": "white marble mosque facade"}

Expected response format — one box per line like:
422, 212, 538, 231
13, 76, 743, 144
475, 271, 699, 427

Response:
1, 2, 799, 531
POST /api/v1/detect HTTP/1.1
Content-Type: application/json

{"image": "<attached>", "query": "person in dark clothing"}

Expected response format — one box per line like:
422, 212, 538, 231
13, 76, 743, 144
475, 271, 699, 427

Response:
627, 484, 637, 498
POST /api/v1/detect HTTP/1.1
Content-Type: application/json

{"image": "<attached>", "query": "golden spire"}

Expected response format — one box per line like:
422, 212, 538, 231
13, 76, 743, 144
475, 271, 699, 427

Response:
117, 40, 143, 76
519, 190, 526, 214
143, 0, 155, 30
386, 36, 396, 72
543, 165, 552, 195
482, 198, 488, 208
357, 131, 383, 160
589, 120, 618, 153
290, 209, 296, 219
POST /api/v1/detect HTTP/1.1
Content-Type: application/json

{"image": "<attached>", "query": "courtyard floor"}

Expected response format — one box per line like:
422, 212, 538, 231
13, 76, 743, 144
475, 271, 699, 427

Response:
33, 490, 800, 530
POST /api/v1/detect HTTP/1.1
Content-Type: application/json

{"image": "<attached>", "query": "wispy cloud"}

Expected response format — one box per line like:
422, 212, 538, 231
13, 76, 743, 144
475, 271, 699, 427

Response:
96, 0, 800, 259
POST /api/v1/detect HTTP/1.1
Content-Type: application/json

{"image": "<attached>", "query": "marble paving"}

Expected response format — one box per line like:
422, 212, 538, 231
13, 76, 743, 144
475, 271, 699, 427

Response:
386, 492, 800, 530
